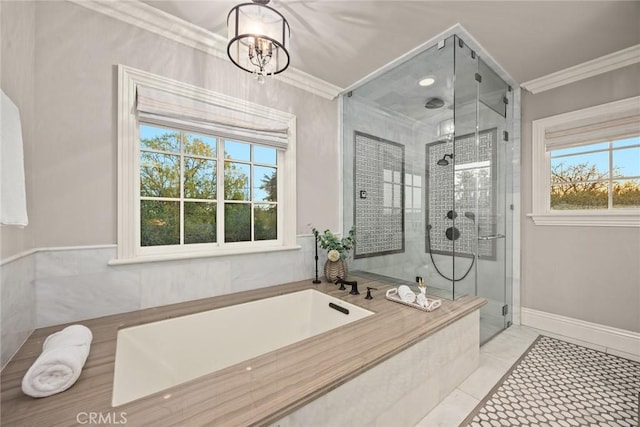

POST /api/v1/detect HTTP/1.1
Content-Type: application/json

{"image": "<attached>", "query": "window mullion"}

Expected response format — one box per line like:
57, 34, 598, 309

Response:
140, 196, 180, 201
180, 132, 185, 245
608, 141, 613, 209
217, 141, 225, 246
250, 146, 255, 242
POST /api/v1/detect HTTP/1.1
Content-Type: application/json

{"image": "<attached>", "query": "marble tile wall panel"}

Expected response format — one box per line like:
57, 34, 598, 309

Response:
273, 311, 480, 426
138, 257, 230, 309
35, 246, 113, 278
34, 236, 317, 328
36, 269, 141, 327
1, 254, 35, 368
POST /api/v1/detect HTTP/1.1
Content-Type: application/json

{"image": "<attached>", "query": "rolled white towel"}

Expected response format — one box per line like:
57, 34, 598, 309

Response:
43, 324, 93, 350
22, 325, 93, 398
398, 285, 416, 304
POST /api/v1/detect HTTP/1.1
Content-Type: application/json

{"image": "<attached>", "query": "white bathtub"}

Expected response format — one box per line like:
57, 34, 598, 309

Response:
112, 289, 373, 406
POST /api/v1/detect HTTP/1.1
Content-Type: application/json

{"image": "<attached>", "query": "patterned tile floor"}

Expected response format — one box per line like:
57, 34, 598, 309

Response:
462, 335, 640, 426
416, 326, 640, 427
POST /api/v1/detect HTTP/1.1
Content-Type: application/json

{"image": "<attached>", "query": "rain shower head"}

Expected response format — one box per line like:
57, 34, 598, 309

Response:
425, 97, 445, 109
437, 153, 454, 166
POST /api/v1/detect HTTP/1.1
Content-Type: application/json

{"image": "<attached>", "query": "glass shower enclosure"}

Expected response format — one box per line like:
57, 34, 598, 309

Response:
342, 35, 514, 344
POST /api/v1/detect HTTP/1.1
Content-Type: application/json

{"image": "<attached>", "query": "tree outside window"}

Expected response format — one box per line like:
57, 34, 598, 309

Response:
139, 124, 278, 247
549, 136, 640, 210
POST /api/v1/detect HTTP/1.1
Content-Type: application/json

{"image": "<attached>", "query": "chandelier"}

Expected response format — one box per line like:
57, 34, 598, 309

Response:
227, 0, 291, 83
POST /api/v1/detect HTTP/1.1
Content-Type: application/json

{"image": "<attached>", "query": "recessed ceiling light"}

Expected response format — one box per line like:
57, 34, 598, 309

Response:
419, 76, 436, 87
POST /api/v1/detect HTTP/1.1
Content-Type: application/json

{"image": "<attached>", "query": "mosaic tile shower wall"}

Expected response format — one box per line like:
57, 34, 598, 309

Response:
354, 132, 405, 258
426, 128, 497, 258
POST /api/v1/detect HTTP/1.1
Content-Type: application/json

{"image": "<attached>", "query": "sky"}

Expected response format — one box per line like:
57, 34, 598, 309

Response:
141, 123, 639, 181
139, 124, 276, 165
551, 136, 640, 180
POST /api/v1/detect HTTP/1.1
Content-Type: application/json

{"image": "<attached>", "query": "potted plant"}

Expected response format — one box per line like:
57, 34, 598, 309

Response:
312, 227, 356, 282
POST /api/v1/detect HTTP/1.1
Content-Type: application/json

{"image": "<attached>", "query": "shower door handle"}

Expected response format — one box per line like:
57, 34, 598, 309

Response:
477, 234, 505, 241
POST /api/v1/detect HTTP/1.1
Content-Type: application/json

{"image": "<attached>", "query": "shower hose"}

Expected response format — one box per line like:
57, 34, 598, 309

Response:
426, 224, 475, 282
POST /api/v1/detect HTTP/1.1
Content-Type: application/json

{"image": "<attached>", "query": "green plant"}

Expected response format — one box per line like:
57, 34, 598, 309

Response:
311, 227, 356, 259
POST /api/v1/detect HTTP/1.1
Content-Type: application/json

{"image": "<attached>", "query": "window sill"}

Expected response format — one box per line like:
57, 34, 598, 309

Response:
527, 211, 640, 227
108, 244, 302, 266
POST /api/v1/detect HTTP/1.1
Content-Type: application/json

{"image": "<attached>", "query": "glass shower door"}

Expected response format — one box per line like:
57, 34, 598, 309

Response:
453, 38, 512, 343
475, 57, 512, 342
451, 36, 479, 302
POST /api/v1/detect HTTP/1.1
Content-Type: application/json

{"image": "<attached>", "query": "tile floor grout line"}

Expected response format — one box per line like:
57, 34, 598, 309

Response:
462, 334, 640, 426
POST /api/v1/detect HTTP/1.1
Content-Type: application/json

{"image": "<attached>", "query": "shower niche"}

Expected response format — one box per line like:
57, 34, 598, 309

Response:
342, 34, 515, 344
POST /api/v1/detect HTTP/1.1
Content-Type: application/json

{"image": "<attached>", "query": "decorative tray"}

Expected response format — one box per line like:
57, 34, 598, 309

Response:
385, 288, 442, 312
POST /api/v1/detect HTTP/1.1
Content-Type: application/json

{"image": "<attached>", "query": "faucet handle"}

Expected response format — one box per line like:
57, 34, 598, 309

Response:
365, 287, 377, 300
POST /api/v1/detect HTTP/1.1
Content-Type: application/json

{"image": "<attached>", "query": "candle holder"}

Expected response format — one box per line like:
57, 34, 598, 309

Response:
312, 229, 321, 284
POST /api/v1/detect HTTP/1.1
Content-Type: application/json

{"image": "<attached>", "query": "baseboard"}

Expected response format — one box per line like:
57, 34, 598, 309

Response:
521, 307, 640, 357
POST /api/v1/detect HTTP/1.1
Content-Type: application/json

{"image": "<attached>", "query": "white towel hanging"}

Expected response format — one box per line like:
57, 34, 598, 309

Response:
0, 89, 29, 226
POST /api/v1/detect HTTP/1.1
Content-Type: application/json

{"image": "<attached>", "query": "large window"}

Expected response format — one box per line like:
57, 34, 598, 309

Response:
115, 65, 296, 263
530, 96, 640, 227
139, 124, 279, 249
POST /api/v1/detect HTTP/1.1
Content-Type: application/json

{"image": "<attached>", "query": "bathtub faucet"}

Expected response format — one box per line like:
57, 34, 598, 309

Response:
335, 277, 359, 295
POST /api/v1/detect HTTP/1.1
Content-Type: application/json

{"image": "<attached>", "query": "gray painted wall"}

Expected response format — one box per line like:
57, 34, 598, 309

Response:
0, 0, 37, 368
1, 0, 35, 258
0, 0, 339, 367
520, 63, 640, 333
28, 0, 339, 249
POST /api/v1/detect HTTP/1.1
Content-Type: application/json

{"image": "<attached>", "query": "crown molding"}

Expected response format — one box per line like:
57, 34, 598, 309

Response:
521, 44, 640, 94
67, 0, 342, 100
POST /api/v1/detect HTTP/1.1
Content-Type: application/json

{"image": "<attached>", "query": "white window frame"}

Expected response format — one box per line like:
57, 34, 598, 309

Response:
112, 65, 297, 264
529, 96, 640, 227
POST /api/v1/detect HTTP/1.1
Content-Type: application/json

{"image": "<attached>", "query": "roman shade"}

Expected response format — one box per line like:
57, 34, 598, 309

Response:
136, 86, 290, 149
545, 114, 640, 151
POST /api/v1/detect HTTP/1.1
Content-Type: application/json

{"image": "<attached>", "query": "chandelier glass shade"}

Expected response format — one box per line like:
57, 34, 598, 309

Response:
227, 1, 291, 80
